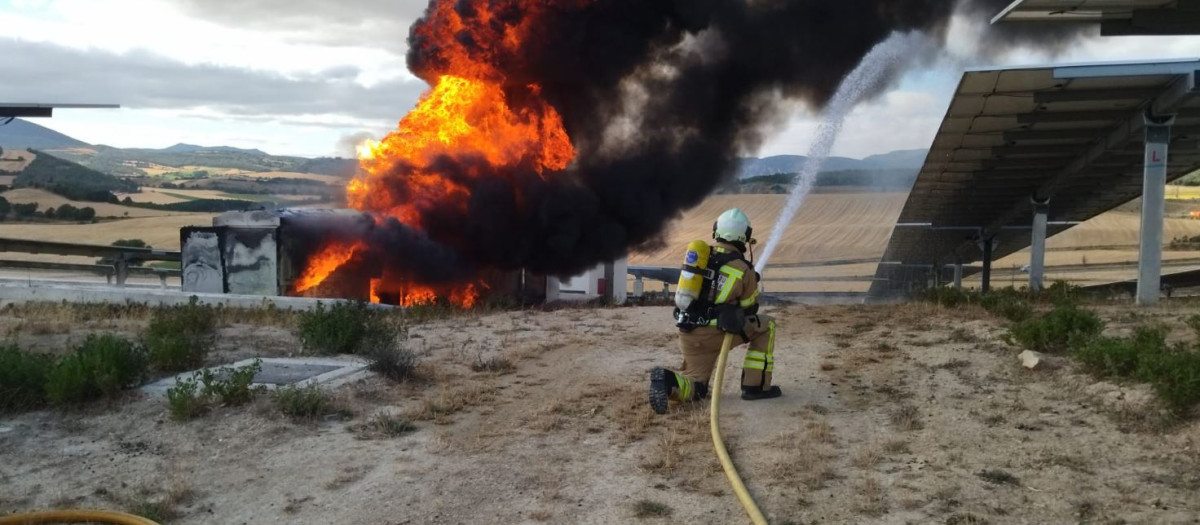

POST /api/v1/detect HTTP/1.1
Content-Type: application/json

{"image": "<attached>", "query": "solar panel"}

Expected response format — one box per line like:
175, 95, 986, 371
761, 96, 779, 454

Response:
869, 59, 1200, 297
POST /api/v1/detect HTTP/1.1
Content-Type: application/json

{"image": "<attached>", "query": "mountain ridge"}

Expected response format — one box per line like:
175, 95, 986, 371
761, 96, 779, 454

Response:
2, 118, 930, 179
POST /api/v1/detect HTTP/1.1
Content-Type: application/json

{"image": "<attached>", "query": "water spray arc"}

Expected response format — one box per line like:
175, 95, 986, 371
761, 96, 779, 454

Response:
755, 32, 925, 274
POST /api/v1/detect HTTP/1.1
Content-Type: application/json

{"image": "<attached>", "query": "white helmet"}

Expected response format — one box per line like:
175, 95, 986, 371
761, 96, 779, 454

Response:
713, 208, 752, 244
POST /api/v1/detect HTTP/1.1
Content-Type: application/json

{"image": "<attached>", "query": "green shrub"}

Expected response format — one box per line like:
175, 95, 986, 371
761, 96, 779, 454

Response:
274, 384, 330, 419
1187, 314, 1200, 341
0, 345, 54, 411
298, 302, 375, 355
1135, 344, 1200, 414
145, 300, 216, 372
1070, 324, 1200, 415
163, 360, 262, 420
166, 377, 207, 421
45, 335, 147, 406
1009, 305, 1104, 353
979, 292, 1033, 322
914, 287, 972, 307
359, 320, 417, 382
1071, 326, 1167, 378
200, 360, 262, 406
1040, 280, 1080, 306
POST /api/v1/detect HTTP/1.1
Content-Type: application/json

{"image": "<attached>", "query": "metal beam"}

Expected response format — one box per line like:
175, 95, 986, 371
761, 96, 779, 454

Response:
1055, 61, 1200, 80
1101, 12, 1200, 36
991, 145, 1091, 157
0, 107, 52, 118
1002, 129, 1104, 142
1016, 110, 1131, 124
1033, 88, 1160, 104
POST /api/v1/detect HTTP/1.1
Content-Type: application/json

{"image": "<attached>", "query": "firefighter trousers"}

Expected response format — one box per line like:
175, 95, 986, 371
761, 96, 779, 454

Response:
671, 314, 776, 400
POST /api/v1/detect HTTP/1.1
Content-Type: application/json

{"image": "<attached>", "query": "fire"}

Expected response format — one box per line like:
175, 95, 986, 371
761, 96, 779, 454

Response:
373, 281, 481, 309
349, 74, 574, 228
298, 0, 582, 306
294, 240, 365, 293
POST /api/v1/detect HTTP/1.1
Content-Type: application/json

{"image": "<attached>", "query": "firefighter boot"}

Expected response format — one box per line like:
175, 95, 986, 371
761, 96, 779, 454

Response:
649, 367, 674, 414
649, 368, 708, 414
741, 384, 782, 400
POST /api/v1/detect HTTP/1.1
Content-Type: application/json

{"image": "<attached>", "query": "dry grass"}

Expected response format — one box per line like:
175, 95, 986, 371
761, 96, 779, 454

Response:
807, 420, 835, 443
890, 405, 924, 431
855, 477, 888, 516
764, 430, 837, 490
853, 445, 883, 469
409, 385, 498, 424
471, 353, 516, 374
352, 412, 417, 440
324, 465, 370, 490
883, 439, 910, 455
633, 500, 673, 518
96, 476, 194, 523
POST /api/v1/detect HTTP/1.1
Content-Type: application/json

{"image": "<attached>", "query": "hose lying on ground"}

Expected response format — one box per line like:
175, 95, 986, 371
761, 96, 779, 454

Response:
0, 510, 161, 525
711, 333, 769, 525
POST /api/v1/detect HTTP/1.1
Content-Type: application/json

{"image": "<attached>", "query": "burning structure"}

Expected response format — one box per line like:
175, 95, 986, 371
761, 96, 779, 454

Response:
181, 209, 550, 306
235, 0, 1082, 306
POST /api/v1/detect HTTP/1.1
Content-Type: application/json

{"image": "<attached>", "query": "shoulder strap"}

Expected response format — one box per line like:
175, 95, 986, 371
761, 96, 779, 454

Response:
707, 247, 747, 271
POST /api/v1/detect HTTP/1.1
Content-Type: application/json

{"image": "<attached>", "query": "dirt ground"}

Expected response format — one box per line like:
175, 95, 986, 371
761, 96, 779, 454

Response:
3, 301, 1200, 524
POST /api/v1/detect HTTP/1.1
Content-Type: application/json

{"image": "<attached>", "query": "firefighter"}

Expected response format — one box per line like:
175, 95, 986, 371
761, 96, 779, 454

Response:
649, 208, 780, 415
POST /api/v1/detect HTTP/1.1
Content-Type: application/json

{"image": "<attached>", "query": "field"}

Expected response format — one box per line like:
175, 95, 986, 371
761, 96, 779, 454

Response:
2, 300, 1199, 524
1, 188, 181, 218
977, 210, 1200, 287
0, 214, 215, 263
631, 193, 907, 267
1166, 185, 1200, 200
0, 148, 34, 174
628, 191, 1200, 293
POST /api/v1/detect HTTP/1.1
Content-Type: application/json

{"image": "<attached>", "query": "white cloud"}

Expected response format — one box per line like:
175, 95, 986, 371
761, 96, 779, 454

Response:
0, 0, 411, 83
758, 90, 944, 158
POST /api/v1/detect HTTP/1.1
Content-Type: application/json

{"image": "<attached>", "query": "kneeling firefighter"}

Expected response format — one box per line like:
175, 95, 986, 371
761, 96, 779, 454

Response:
649, 208, 781, 415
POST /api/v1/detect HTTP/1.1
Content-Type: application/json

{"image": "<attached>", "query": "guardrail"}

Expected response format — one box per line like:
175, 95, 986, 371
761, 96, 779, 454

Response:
0, 237, 182, 287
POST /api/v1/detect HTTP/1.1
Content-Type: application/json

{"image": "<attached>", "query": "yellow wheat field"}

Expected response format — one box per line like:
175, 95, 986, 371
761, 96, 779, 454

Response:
1, 188, 181, 218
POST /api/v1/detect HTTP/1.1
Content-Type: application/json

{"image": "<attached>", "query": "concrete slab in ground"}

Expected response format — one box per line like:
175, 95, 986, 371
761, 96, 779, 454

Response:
141, 356, 371, 395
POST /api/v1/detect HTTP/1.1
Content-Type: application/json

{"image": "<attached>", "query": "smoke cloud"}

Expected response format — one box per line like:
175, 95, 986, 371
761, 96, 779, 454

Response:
330, 0, 1088, 282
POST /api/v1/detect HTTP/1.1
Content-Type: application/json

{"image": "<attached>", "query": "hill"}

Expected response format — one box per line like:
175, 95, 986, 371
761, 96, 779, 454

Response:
161, 143, 269, 155
13, 150, 136, 201
729, 169, 918, 194
0, 119, 89, 149
736, 149, 927, 179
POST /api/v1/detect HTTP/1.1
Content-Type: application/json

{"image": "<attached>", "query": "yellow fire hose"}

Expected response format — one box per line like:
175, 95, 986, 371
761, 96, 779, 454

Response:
0, 510, 161, 525
711, 333, 769, 525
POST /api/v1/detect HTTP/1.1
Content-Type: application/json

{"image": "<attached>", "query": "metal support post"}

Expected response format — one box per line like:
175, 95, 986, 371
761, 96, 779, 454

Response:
980, 236, 994, 293
633, 276, 644, 298
1137, 113, 1175, 306
953, 262, 963, 290
603, 261, 615, 303
1030, 197, 1050, 292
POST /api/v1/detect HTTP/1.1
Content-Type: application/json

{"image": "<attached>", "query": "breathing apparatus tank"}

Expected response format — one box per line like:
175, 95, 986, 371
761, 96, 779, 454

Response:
675, 240, 711, 310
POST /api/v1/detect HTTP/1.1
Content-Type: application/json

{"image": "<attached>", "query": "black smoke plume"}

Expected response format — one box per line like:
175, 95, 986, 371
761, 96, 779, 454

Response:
318, 0, 1088, 283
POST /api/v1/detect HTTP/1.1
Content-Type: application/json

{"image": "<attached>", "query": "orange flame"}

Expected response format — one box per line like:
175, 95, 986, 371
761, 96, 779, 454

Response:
294, 240, 365, 293
298, 0, 582, 305
369, 278, 381, 304
349, 74, 574, 228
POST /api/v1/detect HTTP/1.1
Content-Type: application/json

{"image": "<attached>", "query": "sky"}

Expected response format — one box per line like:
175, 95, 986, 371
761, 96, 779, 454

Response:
0, 0, 1198, 159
